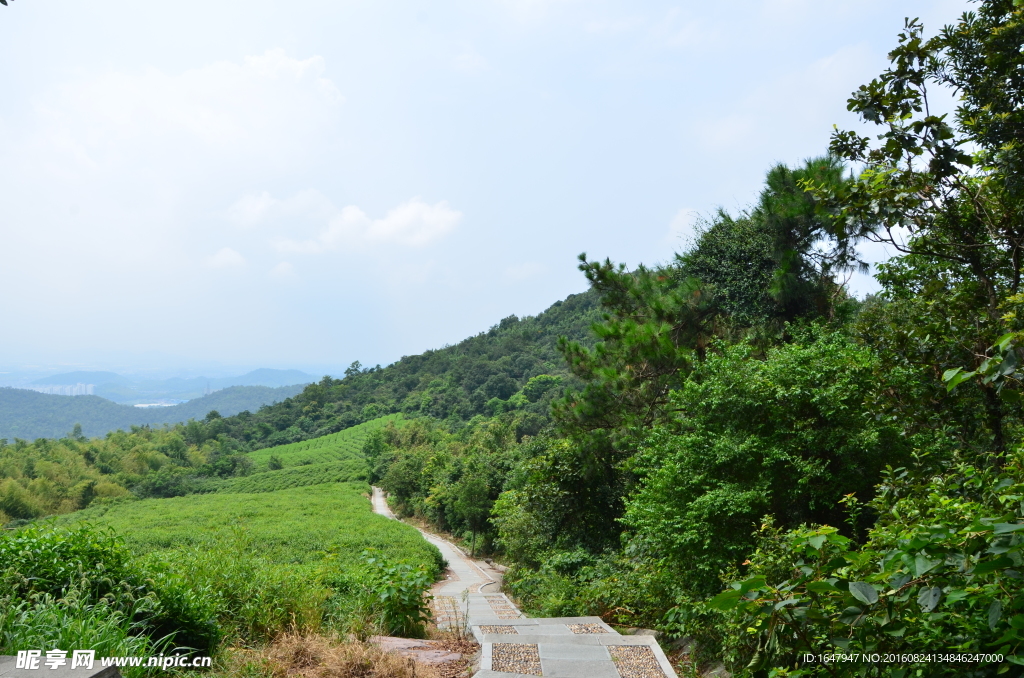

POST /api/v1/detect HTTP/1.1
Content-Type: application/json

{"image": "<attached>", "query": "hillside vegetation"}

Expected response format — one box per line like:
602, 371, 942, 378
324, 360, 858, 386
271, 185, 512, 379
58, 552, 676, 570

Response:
55, 481, 441, 569
4, 4, 1024, 676
3, 483, 442, 675
0, 412, 400, 521
0, 384, 305, 440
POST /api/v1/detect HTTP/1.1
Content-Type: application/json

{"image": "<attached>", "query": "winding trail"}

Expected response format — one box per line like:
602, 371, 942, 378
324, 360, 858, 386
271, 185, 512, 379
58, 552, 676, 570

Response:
370, 487, 680, 678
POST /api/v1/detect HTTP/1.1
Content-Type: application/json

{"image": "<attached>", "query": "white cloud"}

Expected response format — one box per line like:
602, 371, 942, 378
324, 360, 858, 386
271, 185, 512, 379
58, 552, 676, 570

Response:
26, 49, 343, 184
227, 189, 337, 229
207, 247, 245, 269
227, 191, 278, 227
269, 261, 295, 279
269, 196, 462, 253
367, 200, 462, 246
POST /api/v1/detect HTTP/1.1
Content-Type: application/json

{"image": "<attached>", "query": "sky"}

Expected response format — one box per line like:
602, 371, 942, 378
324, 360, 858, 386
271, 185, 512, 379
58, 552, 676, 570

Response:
0, 0, 969, 378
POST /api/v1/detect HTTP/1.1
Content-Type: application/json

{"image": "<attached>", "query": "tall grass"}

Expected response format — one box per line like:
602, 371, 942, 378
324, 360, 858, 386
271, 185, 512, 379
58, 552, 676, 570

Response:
0, 590, 171, 678
145, 537, 329, 643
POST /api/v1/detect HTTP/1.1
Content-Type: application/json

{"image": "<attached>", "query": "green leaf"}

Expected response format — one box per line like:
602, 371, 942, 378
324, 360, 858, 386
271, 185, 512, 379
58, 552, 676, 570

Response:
944, 589, 969, 605
806, 581, 839, 593
989, 600, 1003, 631
774, 597, 799, 611
808, 534, 827, 550
943, 368, 977, 392
918, 586, 942, 612
888, 573, 911, 590
838, 606, 863, 625
993, 332, 1016, 352
973, 556, 1014, 575
849, 581, 878, 606
738, 575, 766, 594
883, 622, 907, 637
708, 589, 743, 611
994, 523, 1024, 535
914, 554, 940, 576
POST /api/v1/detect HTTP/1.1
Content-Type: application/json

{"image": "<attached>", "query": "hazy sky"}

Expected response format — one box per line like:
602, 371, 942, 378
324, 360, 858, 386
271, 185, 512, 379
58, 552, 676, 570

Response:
0, 0, 968, 377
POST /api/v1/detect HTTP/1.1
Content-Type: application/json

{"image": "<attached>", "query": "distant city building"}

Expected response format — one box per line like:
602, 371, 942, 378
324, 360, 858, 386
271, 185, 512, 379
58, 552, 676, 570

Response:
27, 383, 95, 396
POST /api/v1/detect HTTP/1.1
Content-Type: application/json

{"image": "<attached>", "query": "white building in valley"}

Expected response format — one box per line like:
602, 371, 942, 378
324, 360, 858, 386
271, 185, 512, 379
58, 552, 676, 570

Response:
26, 383, 95, 396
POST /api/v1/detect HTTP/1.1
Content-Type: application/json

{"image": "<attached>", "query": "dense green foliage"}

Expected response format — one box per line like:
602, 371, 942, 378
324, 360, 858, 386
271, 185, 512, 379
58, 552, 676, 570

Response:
177, 292, 599, 450
367, 4, 1024, 675
0, 410, 397, 523
622, 330, 908, 598
7, 2, 1024, 675
1, 482, 443, 665
0, 384, 305, 440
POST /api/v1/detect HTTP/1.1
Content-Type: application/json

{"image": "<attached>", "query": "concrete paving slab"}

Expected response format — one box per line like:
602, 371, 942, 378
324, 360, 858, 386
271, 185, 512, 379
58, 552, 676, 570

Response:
509, 626, 574, 636
487, 635, 607, 646
597, 635, 664, 646
538, 659, 622, 678
537, 645, 610, 661
533, 617, 606, 625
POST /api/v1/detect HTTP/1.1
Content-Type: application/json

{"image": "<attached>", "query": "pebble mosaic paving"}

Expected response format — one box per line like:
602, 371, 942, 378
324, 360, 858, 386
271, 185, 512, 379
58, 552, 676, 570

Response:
490, 643, 542, 675
567, 623, 610, 634
608, 645, 668, 678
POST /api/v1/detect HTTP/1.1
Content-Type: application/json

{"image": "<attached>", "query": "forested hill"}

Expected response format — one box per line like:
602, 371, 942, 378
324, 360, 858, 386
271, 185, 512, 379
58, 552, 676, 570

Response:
207, 290, 601, 449
0, 384, 305, 441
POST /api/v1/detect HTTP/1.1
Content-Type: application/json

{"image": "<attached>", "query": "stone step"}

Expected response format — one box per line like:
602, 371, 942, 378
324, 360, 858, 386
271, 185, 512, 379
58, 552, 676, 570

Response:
469, 616, 677, 678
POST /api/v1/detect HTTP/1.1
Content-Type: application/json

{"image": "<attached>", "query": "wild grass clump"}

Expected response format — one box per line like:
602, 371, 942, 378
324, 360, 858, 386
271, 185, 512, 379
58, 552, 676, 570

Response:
144, 538, 330, 643
0, 591, 170, 678
223, 632, 431, 678
0, 524, 221, 655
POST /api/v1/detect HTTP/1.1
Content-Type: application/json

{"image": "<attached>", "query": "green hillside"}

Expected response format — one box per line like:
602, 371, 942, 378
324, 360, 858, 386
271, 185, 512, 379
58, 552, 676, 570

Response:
245, 413, 402, 471
10, 480, 445, 658
57, 481, 441, 570
197, 290, 599, 450
206, 461, 366, 494
192, 416, 405, 493
0, 384, 305, 440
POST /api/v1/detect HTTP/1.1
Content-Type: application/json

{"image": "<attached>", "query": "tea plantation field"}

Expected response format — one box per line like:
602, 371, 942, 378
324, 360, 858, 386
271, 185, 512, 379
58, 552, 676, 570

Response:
58, 481, 441, 570
245, 414, 402, 471
208, 459, 367, 493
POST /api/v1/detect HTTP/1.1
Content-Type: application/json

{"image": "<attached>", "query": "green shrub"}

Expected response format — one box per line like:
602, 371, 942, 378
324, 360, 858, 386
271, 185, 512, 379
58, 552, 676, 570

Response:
0, 593, 168, 678
360, 551, 434, 638
674, 455, 1024, 675
0, 525, 221, 654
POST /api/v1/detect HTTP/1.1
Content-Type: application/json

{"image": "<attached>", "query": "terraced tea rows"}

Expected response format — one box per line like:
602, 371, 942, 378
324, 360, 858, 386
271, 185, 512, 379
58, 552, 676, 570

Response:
246, 414, 402, 471
60, 481, 442, 570
209, 459, 367, 493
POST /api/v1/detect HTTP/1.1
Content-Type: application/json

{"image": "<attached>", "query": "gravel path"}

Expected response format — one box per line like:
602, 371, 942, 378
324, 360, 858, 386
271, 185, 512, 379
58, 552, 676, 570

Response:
370, 487, 678, 678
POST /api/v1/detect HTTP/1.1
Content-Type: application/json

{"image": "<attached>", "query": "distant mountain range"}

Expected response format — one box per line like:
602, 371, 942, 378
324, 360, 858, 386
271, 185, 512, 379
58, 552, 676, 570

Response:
0, 384, 307, 441
28, 368, 315, 405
